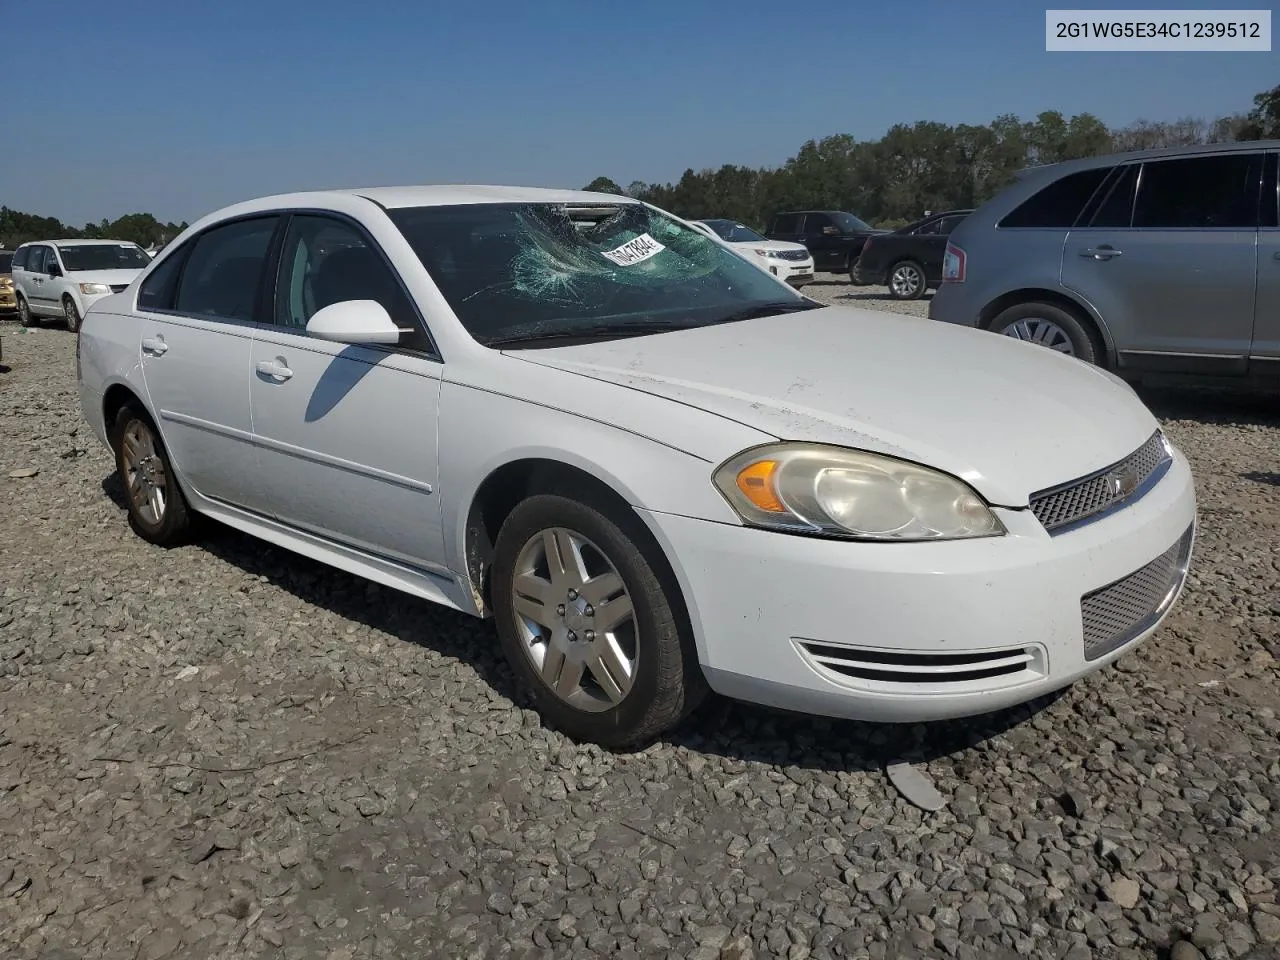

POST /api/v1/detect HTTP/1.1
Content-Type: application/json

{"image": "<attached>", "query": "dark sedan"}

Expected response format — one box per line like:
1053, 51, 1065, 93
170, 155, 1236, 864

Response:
852, 209, 973, 300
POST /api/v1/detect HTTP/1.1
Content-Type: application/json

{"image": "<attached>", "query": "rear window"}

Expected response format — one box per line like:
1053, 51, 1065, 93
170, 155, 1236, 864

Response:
1131, 153, 1262, 229
999, 166, 1112, 229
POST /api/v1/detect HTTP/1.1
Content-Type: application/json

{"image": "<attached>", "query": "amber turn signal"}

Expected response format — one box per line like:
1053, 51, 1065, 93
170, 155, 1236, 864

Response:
734, 460, 786, 513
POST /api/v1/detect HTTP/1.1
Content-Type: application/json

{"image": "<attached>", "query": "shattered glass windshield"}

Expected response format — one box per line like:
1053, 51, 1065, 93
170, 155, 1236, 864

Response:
389, 202, 810, 346
701, 219, 766, 243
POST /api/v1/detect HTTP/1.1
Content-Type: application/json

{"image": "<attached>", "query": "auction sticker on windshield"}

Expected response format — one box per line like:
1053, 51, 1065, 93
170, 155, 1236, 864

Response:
600, 233, 666, 266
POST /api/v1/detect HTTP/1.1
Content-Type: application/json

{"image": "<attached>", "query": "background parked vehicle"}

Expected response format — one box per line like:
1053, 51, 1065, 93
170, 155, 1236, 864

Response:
765, 210, 888, 280
929, 142, 1280, 382
852, 209, 973, 300
0, 250, 15, 315
692, 219, 815, 287
13, 239, 152, 332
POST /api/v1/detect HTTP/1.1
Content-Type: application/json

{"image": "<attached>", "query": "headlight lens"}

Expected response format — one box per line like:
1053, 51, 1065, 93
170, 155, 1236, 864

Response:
753, 248, 782, 259
79, 282, 111, 295
713, 442, 1005, 541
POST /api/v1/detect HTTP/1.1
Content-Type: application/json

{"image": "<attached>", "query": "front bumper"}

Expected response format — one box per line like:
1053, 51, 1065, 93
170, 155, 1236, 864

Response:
639, 448, 1197, 723
762, 259, 815, 287
0, 288, 16, 312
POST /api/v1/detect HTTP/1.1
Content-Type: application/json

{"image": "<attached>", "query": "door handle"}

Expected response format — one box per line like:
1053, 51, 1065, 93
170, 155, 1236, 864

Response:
256, 359, 293, 381
1080, 246, 1122, 260
1272, 250, 1280, 260
141, 336, 168, 355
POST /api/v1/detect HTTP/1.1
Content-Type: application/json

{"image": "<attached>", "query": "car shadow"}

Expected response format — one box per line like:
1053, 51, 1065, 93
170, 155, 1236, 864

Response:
100, 474, 1065, 772
1134, 384, 1280, 429
1240, 471, 1280, 487
832, 291, 935, 304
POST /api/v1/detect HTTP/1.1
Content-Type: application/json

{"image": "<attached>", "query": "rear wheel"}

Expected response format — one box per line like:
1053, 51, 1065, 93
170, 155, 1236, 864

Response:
887, 260, 926, 300
989, 301, 1101, 365
17, 296, 36, 327
62, 297, 81, 333
490, 493, 705, 748
111, 403, 192, 546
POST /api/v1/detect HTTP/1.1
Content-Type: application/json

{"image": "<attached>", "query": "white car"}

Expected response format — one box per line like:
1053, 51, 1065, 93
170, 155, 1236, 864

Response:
691, 219, 815, 287
12, 239, 152, 332
77, 185, 1197, 748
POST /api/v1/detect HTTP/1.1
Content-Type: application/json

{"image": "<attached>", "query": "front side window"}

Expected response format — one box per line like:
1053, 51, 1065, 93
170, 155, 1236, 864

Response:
273, 215, 431, 353
1132, 153, 1262, 229
173, 216, 280, 323
57, 243, 152, 272
137, 247, 186, 312
388, 201, 813, 347
999, 166, 1112, 229
831, 212, 872, 233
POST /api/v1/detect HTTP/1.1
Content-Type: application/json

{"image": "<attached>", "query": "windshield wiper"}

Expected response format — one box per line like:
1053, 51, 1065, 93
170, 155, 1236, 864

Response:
715, 300, 823, 324
485, 319, 704, 348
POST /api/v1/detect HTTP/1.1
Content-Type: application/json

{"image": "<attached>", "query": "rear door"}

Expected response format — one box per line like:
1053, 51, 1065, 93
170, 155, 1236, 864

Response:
1061, 151, 1262, 375
135, 215, 281, 512
1251, 150, 1280, 374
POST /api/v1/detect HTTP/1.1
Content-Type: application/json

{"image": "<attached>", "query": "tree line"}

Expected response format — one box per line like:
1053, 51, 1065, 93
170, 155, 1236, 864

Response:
0, 209, 187, 251
2, 84, 1276, 247
585, 83, 1280, 230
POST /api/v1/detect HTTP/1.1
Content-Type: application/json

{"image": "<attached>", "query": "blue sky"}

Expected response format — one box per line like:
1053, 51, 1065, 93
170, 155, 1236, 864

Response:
2, 0, 1274, 225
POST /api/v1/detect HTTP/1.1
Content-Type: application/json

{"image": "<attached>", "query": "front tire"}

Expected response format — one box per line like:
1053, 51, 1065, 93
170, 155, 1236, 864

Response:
989, 301, 1101, 365
490, 493, 705, 748
887, 260, 926, 300
62, 297, 81, 333
111, 403, 192, 546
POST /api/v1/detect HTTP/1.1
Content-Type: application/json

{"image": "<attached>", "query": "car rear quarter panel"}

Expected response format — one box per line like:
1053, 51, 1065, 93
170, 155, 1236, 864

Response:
78, 301, 147, 449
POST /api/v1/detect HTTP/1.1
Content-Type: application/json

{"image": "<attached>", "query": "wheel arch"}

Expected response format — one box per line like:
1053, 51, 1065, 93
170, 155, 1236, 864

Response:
977, 287, 1115, 365
101, 382, 151, 454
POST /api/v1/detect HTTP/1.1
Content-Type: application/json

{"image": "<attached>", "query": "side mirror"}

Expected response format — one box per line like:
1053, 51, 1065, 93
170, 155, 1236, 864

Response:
47, 263, 62, 277
305, 299, 403, 345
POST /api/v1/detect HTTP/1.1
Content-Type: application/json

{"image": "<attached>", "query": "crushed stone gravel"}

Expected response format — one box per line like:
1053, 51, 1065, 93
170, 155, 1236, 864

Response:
0, 296, 1277, 960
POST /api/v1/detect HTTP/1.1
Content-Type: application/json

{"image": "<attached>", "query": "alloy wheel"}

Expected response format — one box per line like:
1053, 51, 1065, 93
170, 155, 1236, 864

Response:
121, 420, 168, 526
999, 317, 1075, 355
509, 527, 638, 712
890, 263, 923, 298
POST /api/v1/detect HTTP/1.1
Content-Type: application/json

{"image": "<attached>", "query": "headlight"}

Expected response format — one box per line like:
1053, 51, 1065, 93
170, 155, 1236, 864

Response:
753, 248, 783, 259
79, 282, 111, 295
713, 442, 1005, 541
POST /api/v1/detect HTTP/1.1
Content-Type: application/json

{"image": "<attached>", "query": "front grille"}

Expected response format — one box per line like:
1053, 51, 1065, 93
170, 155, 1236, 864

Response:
776, 249, 810, 262
796, 641, 1041, 686
1081, 524, 1194, 661
1030, 431, 1171, 534
109, 284, 129, 293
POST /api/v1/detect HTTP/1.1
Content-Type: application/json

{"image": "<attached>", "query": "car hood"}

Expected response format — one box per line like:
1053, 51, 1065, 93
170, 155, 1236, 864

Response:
509, 306, 1160, 506
67, 269, 144, 286
730, 239, 810, 255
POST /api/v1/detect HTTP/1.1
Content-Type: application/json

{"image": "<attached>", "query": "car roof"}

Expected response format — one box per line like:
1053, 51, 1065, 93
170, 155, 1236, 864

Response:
255, 184, 637, 211
1016, 138, 1280, 181
20, 238, 142, 247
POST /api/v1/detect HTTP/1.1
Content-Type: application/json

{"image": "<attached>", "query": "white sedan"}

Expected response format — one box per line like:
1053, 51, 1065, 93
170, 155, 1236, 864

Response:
77, 185, 1197, 748
690, 218, 815, 287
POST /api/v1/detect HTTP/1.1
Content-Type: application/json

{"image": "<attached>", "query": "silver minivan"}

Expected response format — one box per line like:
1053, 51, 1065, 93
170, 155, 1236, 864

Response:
929, 141, 1280, 383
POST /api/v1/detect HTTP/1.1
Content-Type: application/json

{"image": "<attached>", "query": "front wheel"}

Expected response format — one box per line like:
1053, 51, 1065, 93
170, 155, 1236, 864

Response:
17, 296, 36, 327
62, 297, 81, 333
989, 301, 1101, 365
490, 493, 705, 748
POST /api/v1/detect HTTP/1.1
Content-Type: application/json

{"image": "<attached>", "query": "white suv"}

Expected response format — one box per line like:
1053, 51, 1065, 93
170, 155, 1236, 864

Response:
13, 239, 152, 332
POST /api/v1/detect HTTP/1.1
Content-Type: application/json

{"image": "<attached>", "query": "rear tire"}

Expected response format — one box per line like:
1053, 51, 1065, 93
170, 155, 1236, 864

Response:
887, 260, 926, 300
989, 301, 1102, 365
490, 493, 706, 748
111, 403, 193, 546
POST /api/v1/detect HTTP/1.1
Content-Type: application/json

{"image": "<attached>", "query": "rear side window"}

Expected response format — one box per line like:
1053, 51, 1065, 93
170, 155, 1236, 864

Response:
999, 167, 1112, 228
137, 248, 186, 312
1132, 153, 1262, 229
771, 213, 800, 233
173, 217, 280, 323
937, 215, 967, 235
12, 247, 28, 270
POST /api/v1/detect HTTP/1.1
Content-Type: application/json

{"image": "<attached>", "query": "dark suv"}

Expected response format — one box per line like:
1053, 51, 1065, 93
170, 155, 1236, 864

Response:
765, 210, 886, 280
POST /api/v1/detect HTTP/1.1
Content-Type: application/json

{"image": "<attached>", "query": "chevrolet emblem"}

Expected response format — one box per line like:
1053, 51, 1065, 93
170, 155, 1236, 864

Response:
1107, 465, 1140, 498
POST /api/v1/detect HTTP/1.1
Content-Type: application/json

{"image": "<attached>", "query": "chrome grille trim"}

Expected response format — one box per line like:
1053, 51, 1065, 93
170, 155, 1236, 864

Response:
776, 249, 811, 262
795, 641, 1045, 688
1030, 431, 1172, 534
1080, 524, 1194, 661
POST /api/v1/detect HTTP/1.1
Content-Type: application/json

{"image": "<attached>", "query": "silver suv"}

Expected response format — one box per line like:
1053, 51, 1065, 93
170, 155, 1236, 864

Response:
929, 141, 1280, 382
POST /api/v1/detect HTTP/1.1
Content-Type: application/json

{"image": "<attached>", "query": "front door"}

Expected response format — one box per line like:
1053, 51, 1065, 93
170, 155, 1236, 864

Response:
801, 213, 845, 272
26, 246, 58, 316
248, 213, 447, 572
1061, 152, 1262, 374
1250, 151, 1280, 375
135, 215, 281, 511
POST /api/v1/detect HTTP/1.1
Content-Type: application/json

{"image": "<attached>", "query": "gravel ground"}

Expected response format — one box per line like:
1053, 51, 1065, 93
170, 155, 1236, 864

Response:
1, 288, 1277, 960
